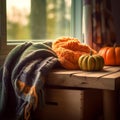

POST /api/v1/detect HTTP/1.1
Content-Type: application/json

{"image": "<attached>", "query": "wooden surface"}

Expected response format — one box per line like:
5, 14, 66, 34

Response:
38, 89, 82, 120
43, 66, 120, 120
46, 66, 120, 90
37, 89, 103, 120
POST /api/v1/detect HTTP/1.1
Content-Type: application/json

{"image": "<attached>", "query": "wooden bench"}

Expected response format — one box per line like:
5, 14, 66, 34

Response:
45, 66, 120, 120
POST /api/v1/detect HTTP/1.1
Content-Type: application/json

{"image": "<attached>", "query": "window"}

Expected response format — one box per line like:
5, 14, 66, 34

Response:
7, 0, 72, 44
0, 0, 82, 52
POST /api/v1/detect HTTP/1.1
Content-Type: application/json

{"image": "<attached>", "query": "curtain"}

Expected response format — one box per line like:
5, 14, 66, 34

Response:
82, 0, 116, 51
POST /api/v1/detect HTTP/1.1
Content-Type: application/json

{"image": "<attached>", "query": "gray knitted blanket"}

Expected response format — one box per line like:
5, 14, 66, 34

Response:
0, 42, 59, 120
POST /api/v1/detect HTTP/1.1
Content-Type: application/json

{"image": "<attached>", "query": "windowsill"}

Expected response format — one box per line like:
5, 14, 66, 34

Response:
7, 39, 54, 45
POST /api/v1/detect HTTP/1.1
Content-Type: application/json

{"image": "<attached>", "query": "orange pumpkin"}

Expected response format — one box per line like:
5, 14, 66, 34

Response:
98, 45, 120, 65
52, 37, 97, 69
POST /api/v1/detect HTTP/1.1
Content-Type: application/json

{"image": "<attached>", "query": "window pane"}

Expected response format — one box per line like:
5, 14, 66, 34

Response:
7, 0, 71, 42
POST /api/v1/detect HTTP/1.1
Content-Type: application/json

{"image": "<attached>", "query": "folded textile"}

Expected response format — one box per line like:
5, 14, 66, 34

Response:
0, 42, 59, 120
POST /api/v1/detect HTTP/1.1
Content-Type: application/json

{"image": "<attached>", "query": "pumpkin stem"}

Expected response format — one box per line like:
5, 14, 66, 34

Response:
113, 43, 116, 48
90, 50, 93, 56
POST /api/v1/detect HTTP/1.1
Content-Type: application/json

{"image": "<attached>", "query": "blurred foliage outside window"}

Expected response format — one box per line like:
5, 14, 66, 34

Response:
7, 0, 71, 42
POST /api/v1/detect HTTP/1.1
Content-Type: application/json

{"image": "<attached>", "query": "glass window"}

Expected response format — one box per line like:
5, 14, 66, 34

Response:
6, 0, 72, 43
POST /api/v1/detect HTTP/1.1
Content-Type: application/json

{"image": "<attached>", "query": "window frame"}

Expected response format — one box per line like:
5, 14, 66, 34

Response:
0, 0, 14, 53
71, 0, 82, 41
0, 0, 82, 55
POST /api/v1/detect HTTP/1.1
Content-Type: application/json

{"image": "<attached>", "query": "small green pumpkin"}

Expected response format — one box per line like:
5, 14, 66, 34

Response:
78, 52, 104, 71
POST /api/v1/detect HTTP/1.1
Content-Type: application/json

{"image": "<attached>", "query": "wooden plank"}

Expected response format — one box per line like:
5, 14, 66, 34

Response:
50, 66, 120, 79
37, 89, 82, 120
100, 72, 120, 90
46, 66, 120, 90
103, 90, 119, 120
46, 73, 115, 90
83, 89, 103, 120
